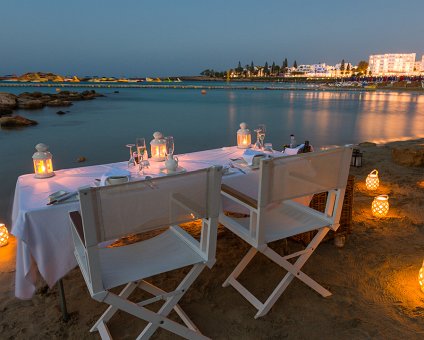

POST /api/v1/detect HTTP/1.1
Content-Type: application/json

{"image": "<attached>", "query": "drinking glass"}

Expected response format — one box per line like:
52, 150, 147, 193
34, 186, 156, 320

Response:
126, 144, 135, 167
165, 136, 174, 157
258, 124, 266, 149
136, 138, 146, 174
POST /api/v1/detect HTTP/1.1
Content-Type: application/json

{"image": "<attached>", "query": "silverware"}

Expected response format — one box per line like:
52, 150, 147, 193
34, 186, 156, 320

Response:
47, 191, 78, 205
229, 162, 246, 174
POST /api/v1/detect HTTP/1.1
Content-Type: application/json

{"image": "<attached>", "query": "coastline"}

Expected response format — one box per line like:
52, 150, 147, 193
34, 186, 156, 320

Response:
1, 138, 424, 338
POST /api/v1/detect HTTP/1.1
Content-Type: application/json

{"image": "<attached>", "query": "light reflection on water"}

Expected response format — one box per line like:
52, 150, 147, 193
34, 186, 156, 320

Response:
0, 86, 424, 222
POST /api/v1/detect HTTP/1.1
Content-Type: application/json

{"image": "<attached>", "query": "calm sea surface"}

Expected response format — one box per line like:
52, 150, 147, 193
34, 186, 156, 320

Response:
1, 82, 424, 223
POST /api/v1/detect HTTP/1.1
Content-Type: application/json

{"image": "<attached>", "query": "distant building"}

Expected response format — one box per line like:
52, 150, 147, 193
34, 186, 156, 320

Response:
368, 53, 416, 75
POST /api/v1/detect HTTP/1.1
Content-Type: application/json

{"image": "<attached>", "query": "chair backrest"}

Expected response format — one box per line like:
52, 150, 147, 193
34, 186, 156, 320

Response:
258, 146, 352, 208
78, 166, 223, 246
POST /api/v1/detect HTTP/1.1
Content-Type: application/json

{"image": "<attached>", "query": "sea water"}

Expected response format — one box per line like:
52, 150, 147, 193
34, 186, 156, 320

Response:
1, 82, 424, 222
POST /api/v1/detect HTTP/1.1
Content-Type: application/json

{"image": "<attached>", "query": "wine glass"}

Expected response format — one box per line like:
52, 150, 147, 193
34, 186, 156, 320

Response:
258, 124, 266, 149
136, 138, 146, 174
126, 144, 135, 167
165, 136, 174, 157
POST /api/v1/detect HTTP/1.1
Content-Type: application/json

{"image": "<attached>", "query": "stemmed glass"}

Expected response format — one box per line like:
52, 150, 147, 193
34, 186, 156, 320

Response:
254, 124, 266, 149
258, 124, 266, 149
136, 138, 147, 175
165, 136, 174, 157
126, 144, 136, 168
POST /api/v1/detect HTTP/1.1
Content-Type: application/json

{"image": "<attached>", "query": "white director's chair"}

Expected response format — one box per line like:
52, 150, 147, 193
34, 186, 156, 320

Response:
219, 147, 352, 318
70, 166, 222, 339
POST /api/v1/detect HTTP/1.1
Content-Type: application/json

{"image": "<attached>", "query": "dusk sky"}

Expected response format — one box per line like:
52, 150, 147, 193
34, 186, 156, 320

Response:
1, 0, 423, 77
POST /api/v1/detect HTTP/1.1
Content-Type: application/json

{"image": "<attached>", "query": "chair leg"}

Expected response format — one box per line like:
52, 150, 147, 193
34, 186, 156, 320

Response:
90, 281, 139, 333
137, 263, 207, 339
223, 247, 257, 288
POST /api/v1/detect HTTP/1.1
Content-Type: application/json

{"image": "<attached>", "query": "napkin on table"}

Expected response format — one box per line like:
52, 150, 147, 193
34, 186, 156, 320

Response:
283, 144, 305, 156
242, 149, 266, 166
100, 169, 131, 186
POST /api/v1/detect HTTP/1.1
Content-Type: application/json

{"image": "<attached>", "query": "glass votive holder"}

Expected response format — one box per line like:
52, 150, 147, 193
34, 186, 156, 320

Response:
264, 143, 273, 152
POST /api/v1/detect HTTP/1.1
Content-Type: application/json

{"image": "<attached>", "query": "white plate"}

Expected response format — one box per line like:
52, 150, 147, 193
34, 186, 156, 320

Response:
160, 166, 187, 175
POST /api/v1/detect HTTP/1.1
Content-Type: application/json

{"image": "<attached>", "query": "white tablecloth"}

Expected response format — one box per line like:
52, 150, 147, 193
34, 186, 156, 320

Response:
12, 146, 285, 299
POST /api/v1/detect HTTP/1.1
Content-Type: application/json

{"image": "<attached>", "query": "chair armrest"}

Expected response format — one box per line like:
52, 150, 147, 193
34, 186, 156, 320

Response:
69, 211, 85, 245
221, 184, 258, 209
170, 193, 205, 219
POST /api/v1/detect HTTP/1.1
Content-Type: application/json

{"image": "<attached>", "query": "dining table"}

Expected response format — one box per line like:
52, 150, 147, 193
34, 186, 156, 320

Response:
11, 145, 308, 319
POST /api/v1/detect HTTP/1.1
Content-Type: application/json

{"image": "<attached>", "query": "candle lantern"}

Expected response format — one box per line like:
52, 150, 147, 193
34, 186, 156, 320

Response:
366, 169, 379, 190
0, 223, 9, 247
150, 132, 166, 162
419, 261, 424, 293
372, 195, 389, 217
351, 148, 363, 167
237, 122, 251, 149
32, 143, 55, 179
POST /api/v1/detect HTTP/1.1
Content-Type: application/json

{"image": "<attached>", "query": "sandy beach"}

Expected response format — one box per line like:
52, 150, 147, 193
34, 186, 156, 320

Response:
1, 139, 424, 339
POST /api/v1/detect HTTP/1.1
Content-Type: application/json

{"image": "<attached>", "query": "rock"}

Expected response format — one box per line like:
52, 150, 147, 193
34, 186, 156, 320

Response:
56, 110, 67, 115
0, 93, 17, 109
114, 91, 119, 94
46, 99, 72, 107
0, 108, 13, 116
0, 115, 38, 128
392, 145, 424, 167
17, 98, 45, 109
76, 156, 86, 163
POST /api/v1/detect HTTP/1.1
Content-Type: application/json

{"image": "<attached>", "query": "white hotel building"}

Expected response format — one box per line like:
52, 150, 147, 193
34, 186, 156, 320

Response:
368, 53, 416, 75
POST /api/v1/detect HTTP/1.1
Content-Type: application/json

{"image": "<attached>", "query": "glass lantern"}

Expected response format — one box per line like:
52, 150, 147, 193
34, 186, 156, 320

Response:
366, 169, 379, 190
150, 132, 166, 162
33, 143, 55, 178
419, 260, 424, 293
0, 223, 9, 247
237, 122, 251, 149
351, 148, 363, 167
371, 195, 389, 217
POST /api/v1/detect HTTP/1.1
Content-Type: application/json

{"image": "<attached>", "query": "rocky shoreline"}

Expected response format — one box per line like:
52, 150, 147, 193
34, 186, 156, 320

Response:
0, 90, 104, 128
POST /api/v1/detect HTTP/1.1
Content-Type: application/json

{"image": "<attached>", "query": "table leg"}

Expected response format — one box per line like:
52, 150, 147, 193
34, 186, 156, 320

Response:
58, 279, 70, 322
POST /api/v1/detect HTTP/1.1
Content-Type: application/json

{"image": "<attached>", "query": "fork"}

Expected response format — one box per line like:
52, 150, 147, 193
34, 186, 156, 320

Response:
229, 162, 246, 174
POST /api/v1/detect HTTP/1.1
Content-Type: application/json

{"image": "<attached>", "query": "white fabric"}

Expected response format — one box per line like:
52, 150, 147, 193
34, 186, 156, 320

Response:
242, 149, 266, 166
100, 168, 131, 186
11, 146, 286, 299
283, 144, 304, 155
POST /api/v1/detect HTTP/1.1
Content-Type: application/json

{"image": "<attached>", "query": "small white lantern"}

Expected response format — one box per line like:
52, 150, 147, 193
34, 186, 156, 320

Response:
150, 132, 166, 162
366, 169, 379, 190
237, 122, 251, 149
32, 143, 55, 179
372, 195, 389, 218
419, 260, 424, 293
0, 223, 9, 247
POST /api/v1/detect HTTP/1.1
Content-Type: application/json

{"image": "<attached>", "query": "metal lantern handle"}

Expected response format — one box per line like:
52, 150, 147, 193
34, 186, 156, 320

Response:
370, 169, 378, 176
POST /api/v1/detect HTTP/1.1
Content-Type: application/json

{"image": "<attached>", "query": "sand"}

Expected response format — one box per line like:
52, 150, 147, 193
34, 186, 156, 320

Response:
1, 139, 424, 339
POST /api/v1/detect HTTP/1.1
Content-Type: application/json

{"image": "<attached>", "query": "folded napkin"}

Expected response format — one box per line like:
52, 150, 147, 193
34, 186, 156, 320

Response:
242, 149, 266, 166
100, 169, 131, 186
283, 144, 305, 156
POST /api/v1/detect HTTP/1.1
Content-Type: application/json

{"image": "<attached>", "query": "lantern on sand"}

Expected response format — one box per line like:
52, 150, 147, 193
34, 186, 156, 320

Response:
237, 122, 252, 149
0, 223, 9, 247
419, 261, 424, 293
33, 143, 55, 179
366, 169, 379, 190
150, 132, 166, 162
371, 195, 389, 217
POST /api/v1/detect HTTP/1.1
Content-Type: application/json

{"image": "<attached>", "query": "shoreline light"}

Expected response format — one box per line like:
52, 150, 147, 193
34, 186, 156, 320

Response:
366, 169, 379, 190
32, 143, 55, 179
372, 195, 389, 218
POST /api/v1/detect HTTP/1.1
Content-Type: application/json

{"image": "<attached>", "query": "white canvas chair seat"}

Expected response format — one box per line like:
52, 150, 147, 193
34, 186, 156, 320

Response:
70, 166, 222, 339
98, 227, 206, 290
219, 147, 352, 318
